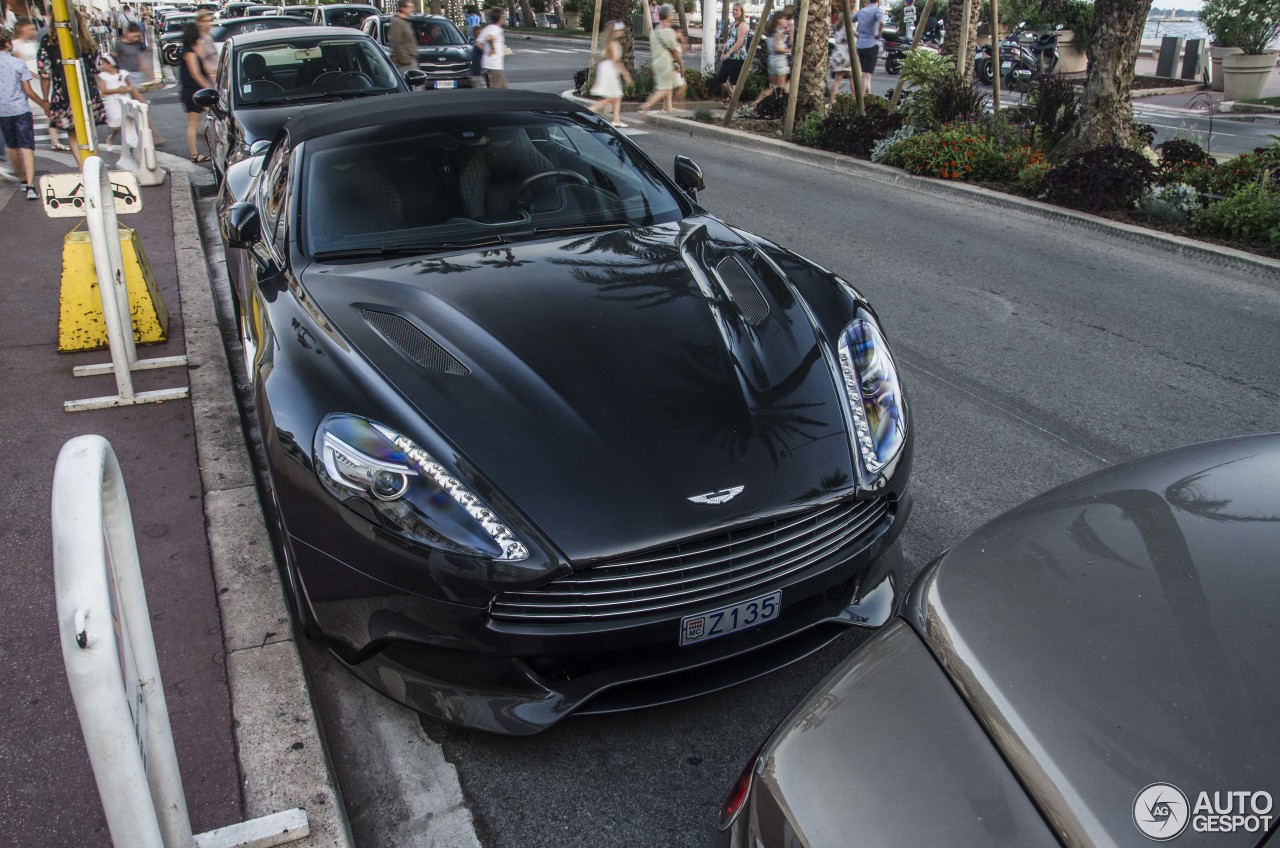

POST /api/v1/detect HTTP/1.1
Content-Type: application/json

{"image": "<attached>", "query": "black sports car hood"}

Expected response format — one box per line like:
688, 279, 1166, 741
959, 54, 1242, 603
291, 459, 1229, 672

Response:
304, 218, 861, 563
909, 434, 1280, 847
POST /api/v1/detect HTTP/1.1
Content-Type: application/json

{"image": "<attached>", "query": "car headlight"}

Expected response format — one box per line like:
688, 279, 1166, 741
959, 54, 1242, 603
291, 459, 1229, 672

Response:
837, 317, 906, 478
314, 414, 529, 561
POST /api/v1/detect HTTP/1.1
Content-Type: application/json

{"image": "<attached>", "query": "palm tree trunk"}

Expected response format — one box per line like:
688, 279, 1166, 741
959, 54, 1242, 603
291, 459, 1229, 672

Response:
602, 0, 636, 71
797, 0, 831, 114
519, 0, 538, 27
674, 0, 689, 37
1054, 0, 1153, 157
940, 0, 978, 81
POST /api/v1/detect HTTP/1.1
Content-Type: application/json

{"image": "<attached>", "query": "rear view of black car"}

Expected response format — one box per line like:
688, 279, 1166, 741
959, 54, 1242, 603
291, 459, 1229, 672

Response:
218, 91, 913, 735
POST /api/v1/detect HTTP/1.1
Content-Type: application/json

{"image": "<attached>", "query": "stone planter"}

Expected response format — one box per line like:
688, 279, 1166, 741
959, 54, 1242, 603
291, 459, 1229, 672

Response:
1055, 29, 1087, 74
562, 11, 579, 28
1210, 45, 1244, 91
1222, 51, 1276, 101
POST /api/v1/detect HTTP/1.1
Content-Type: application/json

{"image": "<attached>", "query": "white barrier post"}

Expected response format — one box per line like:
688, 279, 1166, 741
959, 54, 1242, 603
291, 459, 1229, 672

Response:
52, 435, 311, 848
66, 157, 189, 412
118, 100, 167, 187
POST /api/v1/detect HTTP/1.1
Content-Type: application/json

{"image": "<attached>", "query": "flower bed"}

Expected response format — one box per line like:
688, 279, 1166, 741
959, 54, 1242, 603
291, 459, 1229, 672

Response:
678, 62, 1280, 260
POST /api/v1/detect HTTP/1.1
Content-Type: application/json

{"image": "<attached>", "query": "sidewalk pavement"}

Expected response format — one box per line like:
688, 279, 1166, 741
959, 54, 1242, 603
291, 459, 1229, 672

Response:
1129, 54, 1280, 116
0, 149, 351, 848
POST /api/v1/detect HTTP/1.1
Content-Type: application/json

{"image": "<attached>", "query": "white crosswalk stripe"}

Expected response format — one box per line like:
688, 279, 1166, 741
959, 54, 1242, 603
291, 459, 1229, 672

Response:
516, 48, 549, 53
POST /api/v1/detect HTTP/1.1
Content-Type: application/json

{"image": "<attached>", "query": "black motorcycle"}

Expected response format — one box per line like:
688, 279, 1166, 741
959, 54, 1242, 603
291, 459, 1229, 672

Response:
975, 22, 1061, 87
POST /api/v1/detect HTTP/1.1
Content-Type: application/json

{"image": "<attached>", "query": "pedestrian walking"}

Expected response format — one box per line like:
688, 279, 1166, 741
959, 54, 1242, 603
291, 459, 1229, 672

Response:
389, 0, 418, 81
853, 0, 883, 95
749, 8, 791, 107
465, 5, 483, 31
178, 21, 212, 162
96, 51, 140, 147
36, 11, 106, 164
114, 22, 146, 88
638, 4, 681, 113
477, 7, 506, 89
469, 24, 485, 85
0, 27, 50, 199
828, 7, 851, 106
711, 2, 748, 103
587, 21, 632, 126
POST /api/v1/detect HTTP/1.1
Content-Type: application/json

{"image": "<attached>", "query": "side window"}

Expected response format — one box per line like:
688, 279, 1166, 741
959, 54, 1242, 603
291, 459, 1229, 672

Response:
215, 46, 230, 98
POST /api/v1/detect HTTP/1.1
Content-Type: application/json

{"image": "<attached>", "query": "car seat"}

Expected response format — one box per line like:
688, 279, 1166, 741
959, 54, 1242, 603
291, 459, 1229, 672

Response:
457, 128, 559, 220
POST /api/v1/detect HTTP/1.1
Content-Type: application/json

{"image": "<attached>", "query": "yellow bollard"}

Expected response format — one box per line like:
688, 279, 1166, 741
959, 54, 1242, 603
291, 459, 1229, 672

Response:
58, 226, 169, 353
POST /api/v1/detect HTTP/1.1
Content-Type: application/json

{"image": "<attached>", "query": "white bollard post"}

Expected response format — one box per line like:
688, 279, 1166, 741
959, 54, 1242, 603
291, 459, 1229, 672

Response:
118, 100, 167, 187
66, 157, 188, 412
52, 435, 196, 848
53, 436, 313, 848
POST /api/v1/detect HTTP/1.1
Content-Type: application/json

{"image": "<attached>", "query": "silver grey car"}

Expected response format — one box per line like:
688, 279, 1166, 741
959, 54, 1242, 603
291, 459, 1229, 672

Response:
717, 434, 1280, 847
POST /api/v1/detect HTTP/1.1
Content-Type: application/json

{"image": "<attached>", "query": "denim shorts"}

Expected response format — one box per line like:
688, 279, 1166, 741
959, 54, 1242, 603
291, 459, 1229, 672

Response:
0, 112, 35, 150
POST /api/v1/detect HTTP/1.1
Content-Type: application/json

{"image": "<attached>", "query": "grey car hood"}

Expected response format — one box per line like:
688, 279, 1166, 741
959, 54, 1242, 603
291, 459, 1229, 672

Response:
913, 434, 1280, 847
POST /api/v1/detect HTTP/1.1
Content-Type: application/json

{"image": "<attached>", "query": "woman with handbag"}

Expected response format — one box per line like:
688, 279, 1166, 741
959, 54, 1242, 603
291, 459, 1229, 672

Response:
712, 3, 748, 104
638, 4, 682, 114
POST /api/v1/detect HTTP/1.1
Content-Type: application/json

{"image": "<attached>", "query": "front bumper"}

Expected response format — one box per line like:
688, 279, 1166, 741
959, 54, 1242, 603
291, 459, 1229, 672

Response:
293, 491, 913, 735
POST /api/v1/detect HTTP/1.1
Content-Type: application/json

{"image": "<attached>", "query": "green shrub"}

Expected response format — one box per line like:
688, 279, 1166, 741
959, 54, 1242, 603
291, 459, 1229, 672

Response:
1025, 77, 1079, 150
692, 107, 714, 122
1187, 146, 1280, 196
871, 124, 918, 163
972, 144, 1048, 182
1136, 182, 1202, 223
794, 108, 826, 147
741, 69, 768, 102
1017, 161, 1053, 195
754, 89, 788, 120
682, 67, 711, 101
1040, 144, 1156, 212
883, 126, 992, 180
812, 103, 906, 158
1156, 138, 1214, 184
623, 65, 654, 100
1192, 183, 1280, 244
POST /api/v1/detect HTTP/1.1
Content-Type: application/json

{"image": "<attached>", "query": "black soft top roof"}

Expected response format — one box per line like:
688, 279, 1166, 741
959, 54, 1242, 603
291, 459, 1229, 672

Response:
282, 90, 588, 144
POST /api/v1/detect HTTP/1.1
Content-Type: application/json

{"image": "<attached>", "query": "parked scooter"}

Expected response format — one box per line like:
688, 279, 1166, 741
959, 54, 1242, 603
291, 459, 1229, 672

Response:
976, 22, 1062, 87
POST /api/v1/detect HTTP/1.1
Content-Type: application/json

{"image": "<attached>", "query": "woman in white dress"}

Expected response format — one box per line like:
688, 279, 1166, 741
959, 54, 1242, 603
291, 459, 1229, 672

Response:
589, 22, 633, 127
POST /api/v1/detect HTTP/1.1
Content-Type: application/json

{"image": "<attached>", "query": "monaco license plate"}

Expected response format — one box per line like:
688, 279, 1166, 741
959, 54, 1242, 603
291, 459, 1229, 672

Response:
434, 79, 457, 89
680, 591, 781, 647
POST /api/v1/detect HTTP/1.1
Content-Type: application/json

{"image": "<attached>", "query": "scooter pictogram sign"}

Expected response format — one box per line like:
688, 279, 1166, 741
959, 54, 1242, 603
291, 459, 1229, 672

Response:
39, 171, 142, 218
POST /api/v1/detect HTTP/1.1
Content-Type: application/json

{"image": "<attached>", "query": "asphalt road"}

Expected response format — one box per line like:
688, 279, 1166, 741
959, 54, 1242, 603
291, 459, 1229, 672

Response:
157, 36, 1280, 848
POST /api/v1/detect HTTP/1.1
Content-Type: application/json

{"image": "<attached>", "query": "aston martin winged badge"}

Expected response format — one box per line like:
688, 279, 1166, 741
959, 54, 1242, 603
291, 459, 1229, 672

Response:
687, 486, 745, 505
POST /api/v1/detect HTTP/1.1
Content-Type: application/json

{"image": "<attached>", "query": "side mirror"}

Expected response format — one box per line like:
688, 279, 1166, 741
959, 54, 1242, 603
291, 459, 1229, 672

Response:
674, 155, 704, 198
249, 139, 272, 157
193, 87, 220, 110
224, 202, 262, 248
404, 68, 427, 89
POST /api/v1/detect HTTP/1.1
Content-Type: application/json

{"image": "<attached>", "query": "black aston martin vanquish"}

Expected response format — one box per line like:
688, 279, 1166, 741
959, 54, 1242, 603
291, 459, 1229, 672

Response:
219, 90, 913, 734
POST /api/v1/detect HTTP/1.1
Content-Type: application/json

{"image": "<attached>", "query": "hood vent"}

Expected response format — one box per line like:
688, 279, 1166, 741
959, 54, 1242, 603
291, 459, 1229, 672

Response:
359, 309, 470, 376
714, 255, 770, 326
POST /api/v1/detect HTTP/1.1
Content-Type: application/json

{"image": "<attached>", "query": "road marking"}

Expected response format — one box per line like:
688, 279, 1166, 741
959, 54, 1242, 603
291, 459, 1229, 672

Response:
543, 47, 585, 53
517, 48, 549, 53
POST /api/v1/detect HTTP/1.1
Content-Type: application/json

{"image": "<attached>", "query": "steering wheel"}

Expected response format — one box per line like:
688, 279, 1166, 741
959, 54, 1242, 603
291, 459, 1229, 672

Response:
328, 71, 374, 89
514, 169, 589, 200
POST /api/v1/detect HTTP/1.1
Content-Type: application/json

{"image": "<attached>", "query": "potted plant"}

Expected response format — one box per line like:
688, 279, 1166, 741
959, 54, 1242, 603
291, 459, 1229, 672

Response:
561, 0, 580, 29
1052, 0, 1092, 74
1201, 0, 1277, 96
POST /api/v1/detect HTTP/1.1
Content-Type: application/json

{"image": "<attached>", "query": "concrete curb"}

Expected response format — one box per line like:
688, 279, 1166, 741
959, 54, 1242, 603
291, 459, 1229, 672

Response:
167, 161, 356, 848
1132, 83, 1203, 97
641, 111, 1280, 281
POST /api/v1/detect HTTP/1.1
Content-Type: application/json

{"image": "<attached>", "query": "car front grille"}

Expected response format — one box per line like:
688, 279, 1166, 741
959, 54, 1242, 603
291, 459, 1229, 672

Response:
490, 498, 890, 623
420, 61, 470, 75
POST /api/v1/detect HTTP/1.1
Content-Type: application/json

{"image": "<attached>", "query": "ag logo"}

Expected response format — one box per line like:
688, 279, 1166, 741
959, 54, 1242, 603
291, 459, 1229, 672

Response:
1134, 783, 1190, 841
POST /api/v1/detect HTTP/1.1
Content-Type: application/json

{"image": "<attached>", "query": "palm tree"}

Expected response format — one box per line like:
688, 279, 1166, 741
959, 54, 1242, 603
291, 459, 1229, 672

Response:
602, 0, 637, 71
797, 0, 833, 114
940, 0, 979, 82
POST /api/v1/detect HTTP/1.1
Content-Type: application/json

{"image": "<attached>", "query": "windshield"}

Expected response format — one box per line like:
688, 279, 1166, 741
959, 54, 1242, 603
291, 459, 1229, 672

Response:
326, 7, 377, 28
302, 112, 688, 258
235, 38, 400, 104
412, 18, 466, 45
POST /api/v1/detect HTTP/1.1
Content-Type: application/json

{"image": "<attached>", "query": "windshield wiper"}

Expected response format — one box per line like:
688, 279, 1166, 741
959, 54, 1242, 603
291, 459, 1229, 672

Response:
509, 221, 633, 238
313, 235, 508, 260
